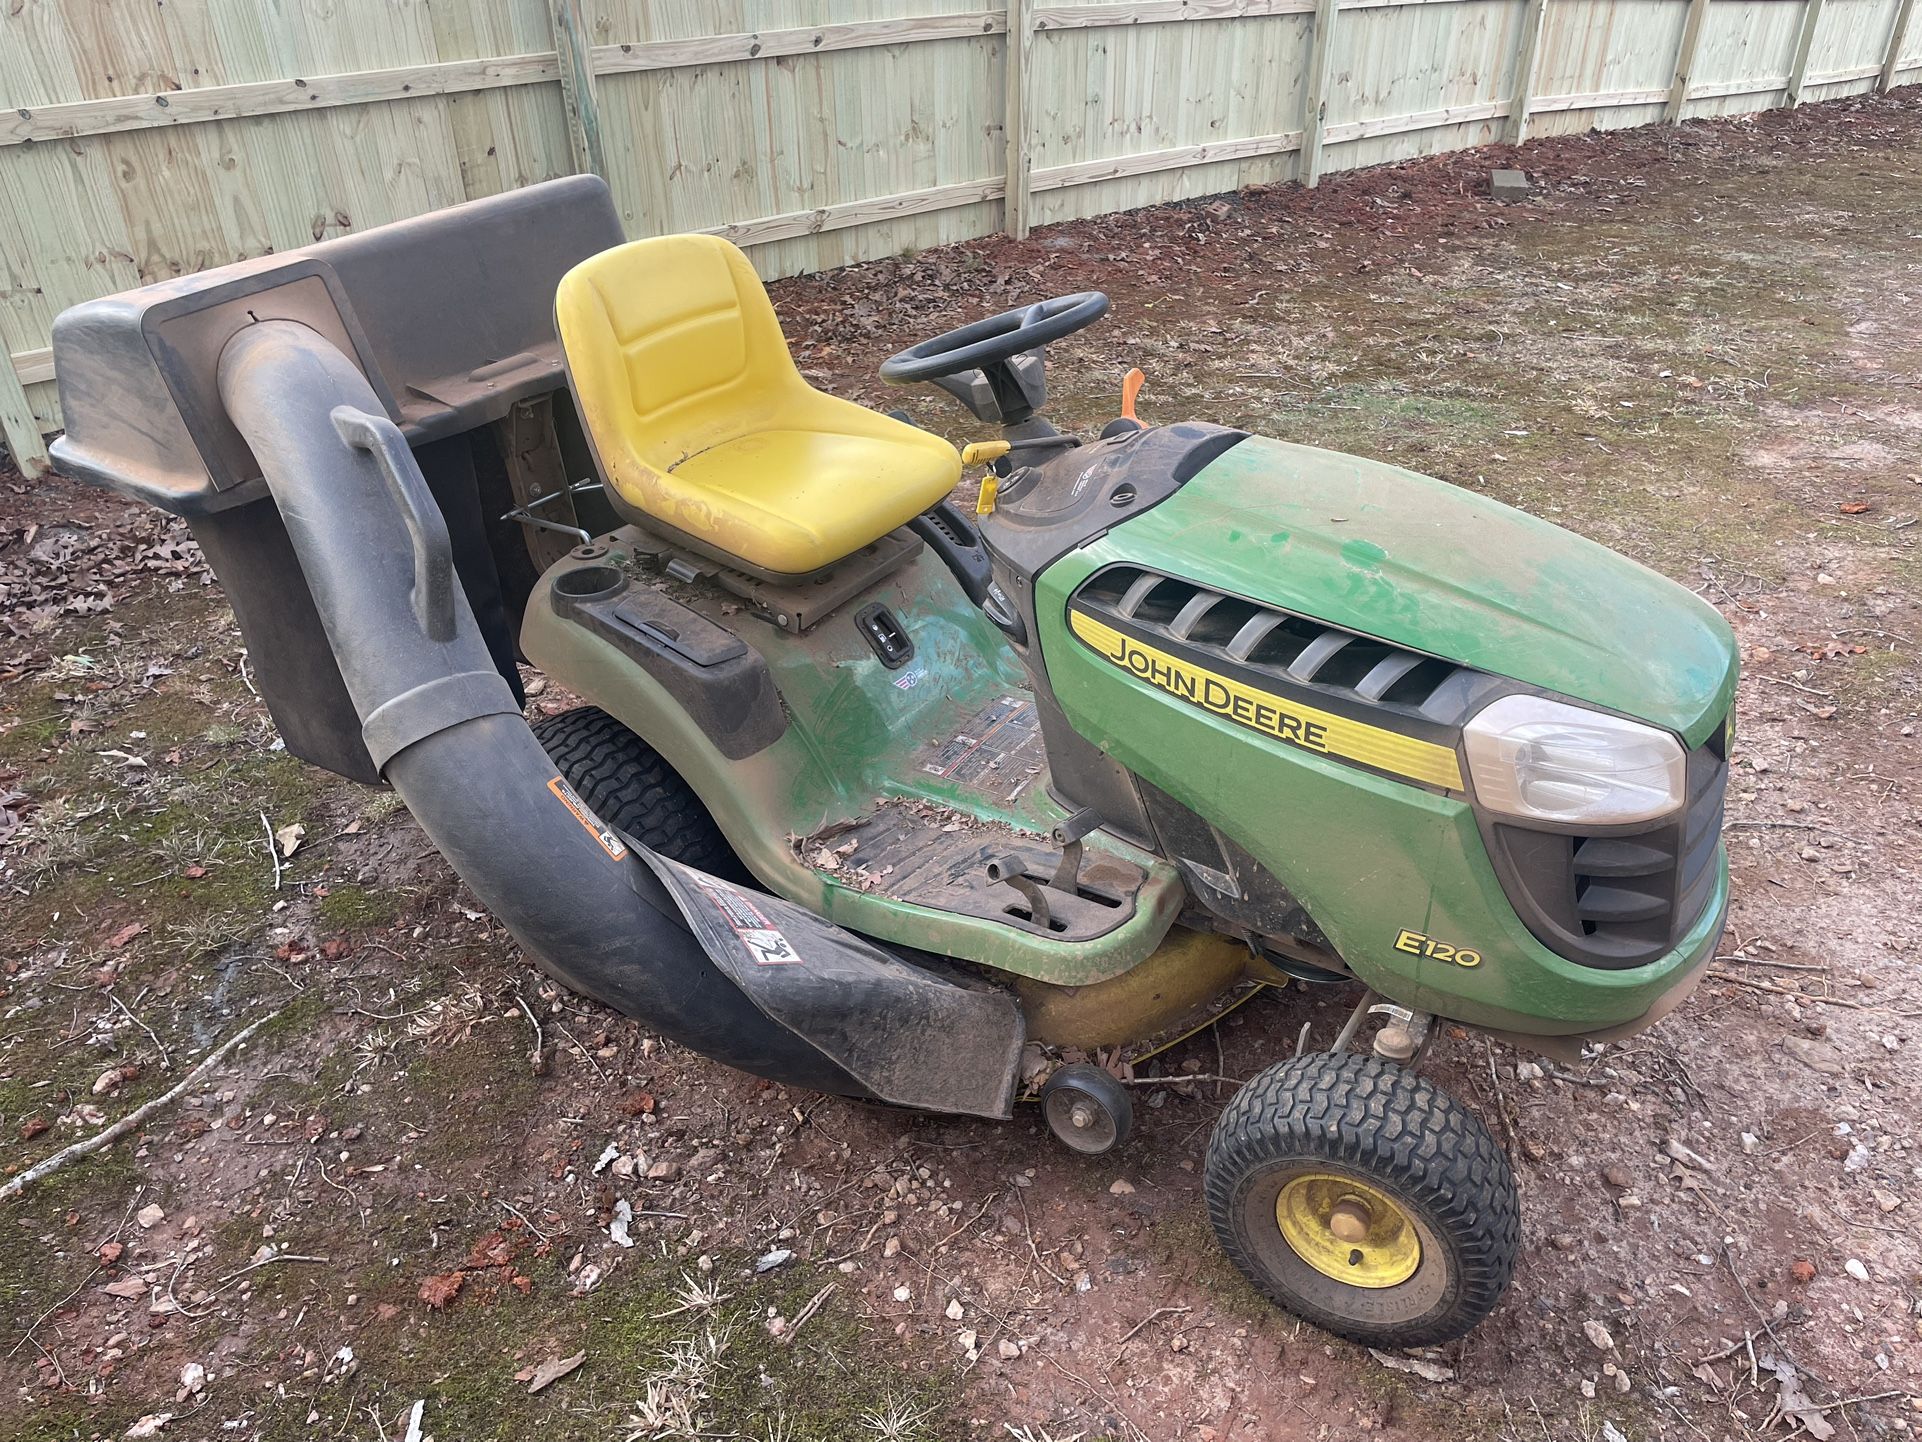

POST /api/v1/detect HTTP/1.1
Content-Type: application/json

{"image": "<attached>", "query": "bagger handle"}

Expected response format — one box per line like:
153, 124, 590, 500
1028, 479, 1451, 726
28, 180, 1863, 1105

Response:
330, 406, 458, 642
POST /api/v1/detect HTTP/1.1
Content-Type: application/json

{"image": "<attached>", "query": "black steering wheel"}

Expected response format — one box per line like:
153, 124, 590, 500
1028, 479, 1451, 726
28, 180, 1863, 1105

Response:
879, 292, 1110, 385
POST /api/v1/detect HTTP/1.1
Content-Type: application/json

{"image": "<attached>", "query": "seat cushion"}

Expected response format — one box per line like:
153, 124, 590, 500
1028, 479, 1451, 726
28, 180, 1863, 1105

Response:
557, 234, 963, 575
651, 423, 960, 577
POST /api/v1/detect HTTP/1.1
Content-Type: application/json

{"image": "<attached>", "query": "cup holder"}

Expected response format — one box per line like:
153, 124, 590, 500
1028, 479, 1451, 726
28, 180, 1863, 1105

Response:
551, 563, 628, 611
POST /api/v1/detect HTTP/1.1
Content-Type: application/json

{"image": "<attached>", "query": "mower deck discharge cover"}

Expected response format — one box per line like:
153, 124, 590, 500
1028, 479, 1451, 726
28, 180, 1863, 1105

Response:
638, 852, 1023, 1118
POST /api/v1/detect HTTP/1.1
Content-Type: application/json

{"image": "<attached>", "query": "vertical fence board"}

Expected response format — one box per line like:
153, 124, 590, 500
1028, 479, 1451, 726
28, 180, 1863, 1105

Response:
1884, 0, 1920, 85
1006, 0, 1035, 237
1668, 0, 1713, 119
0, 354, 44, 478
1300, 0, 1341, 185
1787, 0, 1831, 102
1506, 0, 1551, 142
548, 0, 607, 177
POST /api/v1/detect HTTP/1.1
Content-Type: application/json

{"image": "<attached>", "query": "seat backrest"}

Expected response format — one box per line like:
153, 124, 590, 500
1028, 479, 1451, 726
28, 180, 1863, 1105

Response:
555, 234, 803, 476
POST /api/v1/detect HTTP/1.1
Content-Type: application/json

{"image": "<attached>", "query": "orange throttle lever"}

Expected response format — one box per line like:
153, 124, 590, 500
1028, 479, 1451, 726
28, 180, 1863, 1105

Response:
1120, 367, 1145, 424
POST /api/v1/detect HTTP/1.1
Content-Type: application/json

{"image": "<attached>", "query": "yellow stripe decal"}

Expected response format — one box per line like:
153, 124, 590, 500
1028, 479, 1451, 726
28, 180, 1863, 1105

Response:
1069, 610, 1465, 791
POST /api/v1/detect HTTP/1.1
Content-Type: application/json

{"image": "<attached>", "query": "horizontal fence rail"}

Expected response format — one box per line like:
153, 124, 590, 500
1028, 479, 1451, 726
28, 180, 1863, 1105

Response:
2, 0, 1918, 473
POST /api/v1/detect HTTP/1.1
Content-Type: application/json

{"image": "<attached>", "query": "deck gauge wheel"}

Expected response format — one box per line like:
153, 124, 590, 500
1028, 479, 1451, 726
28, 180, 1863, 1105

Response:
1040, 1063, 1134, 1155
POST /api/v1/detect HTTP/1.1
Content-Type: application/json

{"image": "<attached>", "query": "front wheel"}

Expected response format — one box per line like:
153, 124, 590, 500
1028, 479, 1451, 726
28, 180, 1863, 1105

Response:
1203, 1052, 1518, 1347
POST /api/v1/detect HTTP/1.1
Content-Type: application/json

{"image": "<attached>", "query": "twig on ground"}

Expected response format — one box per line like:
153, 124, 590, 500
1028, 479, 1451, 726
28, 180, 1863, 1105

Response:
259, 811, 282, 891
1713, 954, 1832, 973
1695, 1328, 1766, 1365
1755, 674, 1833, 699
213, 1252, 329, 1287
1708, 969, 1922, 1016
1035, 1348, 1153, 1442
499, 1199, 550, 1242
108, 990, 170, 1070
781, 1282, 837, 1344
1113, 1305, 1190, 1355
1015, 1185, 1068, 1288
1117, 1072, 1242, 1088
933, 1192, 1002, 1252
550, 1017, 609, 1083
1483, 1037, 1519, 1153
514, 991, 546, 1076
0, 1008, 283, 1202
7, 1266, 100, 1359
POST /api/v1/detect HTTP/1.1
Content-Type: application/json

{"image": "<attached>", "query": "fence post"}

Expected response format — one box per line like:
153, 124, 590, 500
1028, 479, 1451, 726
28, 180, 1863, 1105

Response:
1786, 0, 1828, 106
548, 0, 606, 180
1300, 0, 1340, 186
1005, 0, 1034, 238
0, 354, 46, 480
1881, 0, 1917, 90
1667, 0, 1711, 122
1506, 0, 1550, 144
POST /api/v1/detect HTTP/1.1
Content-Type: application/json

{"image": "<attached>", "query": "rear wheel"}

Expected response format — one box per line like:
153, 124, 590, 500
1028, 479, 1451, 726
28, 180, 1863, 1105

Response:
1203, 1051, 1518, 1347
531, 706, 738, 875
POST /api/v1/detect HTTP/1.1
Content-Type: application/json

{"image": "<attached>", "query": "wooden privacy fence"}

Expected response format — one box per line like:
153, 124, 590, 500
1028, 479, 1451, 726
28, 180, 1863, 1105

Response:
3, 0, 1918, 476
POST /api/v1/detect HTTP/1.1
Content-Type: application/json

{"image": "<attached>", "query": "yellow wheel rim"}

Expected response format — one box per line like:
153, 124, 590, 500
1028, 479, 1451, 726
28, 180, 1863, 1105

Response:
1275, 1173, 1422, 1289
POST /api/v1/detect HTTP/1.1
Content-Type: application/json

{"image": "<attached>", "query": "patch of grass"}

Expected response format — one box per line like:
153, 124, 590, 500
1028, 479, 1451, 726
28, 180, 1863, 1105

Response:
0, 1147, 141, 1333
402, 1015, 547, 1173
1830, 643, 1918, 710
317, 883, 402, 931
249, 1254, 954, 1442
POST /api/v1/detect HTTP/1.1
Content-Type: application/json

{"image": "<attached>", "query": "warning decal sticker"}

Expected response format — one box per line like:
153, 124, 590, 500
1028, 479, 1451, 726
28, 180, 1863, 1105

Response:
546, 776, 629, 861
684, 871, 803, 967
918, 694, 1045, 794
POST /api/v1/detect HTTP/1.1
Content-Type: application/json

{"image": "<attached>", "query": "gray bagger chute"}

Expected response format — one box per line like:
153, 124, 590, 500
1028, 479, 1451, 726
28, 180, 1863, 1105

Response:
214, 319, 1023, 1121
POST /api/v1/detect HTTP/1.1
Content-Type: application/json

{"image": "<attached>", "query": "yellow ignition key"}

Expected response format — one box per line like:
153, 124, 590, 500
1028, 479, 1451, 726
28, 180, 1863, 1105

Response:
962, 440, 1012, 517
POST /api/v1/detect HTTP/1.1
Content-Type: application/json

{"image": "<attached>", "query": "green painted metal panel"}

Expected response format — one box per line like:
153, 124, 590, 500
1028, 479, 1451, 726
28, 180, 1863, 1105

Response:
1089, 436, 1738, 747
522, 544, 1185, 984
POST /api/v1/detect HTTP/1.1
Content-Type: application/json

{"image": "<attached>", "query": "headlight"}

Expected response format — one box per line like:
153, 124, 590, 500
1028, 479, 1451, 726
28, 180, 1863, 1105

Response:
1462, 695, 1685, 825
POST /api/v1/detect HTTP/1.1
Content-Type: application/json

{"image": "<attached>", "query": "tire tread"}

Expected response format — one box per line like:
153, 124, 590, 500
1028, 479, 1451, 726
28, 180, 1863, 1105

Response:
1203, 1050, 1519, 1346
530, 706, 734, 873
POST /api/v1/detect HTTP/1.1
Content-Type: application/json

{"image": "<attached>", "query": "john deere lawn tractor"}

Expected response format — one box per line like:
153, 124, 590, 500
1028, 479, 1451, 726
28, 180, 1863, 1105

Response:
49, 177, 1735, 1345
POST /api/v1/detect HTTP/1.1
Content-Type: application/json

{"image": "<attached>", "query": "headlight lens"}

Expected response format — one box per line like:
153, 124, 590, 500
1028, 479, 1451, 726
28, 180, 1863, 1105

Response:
1462, 695, 1685, 825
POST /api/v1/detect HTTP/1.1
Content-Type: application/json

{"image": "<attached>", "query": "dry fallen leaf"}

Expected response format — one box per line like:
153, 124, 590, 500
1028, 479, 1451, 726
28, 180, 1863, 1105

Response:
526, 1351, 586, 1394
417, 1272, 464, 1310
274, 822, 306, 858
1838, 501, 1872, 515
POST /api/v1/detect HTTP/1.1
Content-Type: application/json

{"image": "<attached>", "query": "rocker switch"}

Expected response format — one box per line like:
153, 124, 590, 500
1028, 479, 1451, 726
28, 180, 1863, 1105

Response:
854, 603, 914, 669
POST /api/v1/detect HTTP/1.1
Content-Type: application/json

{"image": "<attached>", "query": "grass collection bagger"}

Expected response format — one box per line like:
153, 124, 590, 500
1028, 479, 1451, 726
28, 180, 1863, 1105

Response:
49, 177, 1736, 1347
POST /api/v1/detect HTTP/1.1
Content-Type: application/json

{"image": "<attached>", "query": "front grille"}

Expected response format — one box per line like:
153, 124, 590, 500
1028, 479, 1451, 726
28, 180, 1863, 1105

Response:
1073, 566, 1480, 721
1485, 726, 1729, 969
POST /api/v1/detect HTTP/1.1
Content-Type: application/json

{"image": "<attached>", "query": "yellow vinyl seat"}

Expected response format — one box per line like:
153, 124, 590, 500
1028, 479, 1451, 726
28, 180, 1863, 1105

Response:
555, 234, 962, 578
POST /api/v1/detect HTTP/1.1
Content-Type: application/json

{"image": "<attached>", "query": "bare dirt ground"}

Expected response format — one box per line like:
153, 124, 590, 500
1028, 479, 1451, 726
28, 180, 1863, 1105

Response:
5, 93, 1922, 1442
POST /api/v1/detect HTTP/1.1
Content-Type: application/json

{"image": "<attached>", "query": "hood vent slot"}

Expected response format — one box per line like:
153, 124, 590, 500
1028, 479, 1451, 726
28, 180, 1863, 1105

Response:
1077, 565, 1467, 715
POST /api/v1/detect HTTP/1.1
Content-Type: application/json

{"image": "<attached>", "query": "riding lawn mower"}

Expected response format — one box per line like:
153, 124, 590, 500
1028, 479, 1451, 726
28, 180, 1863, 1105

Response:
48, 176, 1736, 1346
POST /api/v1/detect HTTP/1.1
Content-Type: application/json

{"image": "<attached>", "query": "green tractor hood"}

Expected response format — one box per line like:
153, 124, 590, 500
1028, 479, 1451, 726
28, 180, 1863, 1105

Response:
1091, 436, 1737, 747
